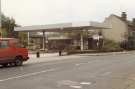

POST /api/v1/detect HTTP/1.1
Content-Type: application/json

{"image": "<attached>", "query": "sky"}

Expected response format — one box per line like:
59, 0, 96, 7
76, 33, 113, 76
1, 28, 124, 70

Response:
1, 0, 135, 26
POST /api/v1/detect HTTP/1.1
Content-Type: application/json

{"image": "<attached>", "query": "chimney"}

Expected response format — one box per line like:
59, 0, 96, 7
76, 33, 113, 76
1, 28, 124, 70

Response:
121, 12, 127, 21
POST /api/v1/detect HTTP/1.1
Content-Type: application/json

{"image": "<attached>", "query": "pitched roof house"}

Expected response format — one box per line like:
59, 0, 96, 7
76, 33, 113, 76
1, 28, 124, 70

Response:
102, 12, 135, 44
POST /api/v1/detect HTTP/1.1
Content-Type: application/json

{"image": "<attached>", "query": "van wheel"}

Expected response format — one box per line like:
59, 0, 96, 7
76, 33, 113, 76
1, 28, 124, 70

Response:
15, 57, 23, 66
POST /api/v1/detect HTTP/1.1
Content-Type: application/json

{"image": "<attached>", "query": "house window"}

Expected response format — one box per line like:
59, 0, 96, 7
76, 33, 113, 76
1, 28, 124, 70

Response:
132, 32, 135, 37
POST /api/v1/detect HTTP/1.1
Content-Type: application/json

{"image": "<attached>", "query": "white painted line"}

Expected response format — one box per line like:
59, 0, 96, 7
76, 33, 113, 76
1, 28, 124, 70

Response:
70, 85, 82, 89
0, 68, 55, 82
57, 80, 78, 86
80, 82, 92, 85
75, 64, 81, 66
75, 63, 87, 66
101, 72, 112, 76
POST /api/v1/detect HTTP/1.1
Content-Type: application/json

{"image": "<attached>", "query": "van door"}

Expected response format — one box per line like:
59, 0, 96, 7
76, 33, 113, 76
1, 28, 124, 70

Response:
0, 40, 15, 61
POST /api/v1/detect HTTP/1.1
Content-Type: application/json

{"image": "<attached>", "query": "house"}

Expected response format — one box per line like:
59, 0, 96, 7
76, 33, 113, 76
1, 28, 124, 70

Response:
102, 12, 135, 49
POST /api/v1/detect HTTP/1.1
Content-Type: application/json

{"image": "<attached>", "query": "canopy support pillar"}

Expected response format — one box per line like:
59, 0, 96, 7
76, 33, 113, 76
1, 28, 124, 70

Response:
80, 33, 84, 51
42, 31, 45, 51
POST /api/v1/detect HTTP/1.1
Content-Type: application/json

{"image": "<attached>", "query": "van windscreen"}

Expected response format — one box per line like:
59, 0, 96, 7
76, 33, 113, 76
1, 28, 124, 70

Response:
0, 41, 9, 48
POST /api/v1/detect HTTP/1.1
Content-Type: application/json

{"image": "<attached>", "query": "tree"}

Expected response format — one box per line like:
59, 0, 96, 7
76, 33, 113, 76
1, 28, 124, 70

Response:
18, 32, 28, 46
1, 13, 18, 38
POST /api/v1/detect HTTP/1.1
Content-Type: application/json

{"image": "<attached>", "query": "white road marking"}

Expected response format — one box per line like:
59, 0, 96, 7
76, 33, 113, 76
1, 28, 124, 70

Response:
0, 68, 55, 82
88, 61, 94, 63
58, 80, 92, 88
101, 72, 112, 76
70, 85, 82, 89
57, 80, 78, 86
80, 82, 92, 85
75, 63, 87, 66
75, 64, 81, 66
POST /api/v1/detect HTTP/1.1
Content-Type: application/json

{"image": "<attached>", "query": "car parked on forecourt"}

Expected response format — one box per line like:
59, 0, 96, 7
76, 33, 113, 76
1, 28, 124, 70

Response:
0, 38, 29, 67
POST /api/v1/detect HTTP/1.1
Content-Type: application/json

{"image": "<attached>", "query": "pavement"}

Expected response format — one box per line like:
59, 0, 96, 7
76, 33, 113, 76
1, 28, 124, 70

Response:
1, 51, 135, 89
27, 52, 80, 64
27, 51, 135, 64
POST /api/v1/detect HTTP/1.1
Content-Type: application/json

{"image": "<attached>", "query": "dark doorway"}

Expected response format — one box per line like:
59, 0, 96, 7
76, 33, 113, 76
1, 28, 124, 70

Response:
88, 38, 93, 49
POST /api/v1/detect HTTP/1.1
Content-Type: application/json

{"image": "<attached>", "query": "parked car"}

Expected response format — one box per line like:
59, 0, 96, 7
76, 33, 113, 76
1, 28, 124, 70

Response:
0, 38, 29, 67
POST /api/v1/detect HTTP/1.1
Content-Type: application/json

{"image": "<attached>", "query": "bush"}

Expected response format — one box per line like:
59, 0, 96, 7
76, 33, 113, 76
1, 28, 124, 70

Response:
102, 39, 123, 52
65, 45, 80, 50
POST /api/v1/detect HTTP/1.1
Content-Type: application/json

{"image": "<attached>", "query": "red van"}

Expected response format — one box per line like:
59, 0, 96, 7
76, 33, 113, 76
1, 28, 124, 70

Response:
0, 38, 29, 67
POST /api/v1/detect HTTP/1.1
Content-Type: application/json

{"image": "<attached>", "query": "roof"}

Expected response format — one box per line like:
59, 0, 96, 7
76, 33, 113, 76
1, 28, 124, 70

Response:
14, 21, 109, 32
112, 14, 133, 26
112, 14, 135, 29
111, 14, 125, 21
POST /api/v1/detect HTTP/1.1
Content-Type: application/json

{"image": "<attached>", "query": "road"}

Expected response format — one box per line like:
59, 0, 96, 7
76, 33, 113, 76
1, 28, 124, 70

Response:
0, 53, 135, 89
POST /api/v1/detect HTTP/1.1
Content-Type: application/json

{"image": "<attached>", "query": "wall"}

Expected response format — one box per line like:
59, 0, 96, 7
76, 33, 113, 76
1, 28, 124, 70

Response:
102, 15, 128, 43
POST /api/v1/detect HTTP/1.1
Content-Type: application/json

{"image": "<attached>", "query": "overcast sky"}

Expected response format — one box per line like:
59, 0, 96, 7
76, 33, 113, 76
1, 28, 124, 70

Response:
1, 0, 135, 26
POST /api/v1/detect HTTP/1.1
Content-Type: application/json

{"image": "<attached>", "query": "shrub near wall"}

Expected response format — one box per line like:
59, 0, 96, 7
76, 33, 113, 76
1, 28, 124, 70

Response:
67, 39, 124, 55
102, 39, 123, 52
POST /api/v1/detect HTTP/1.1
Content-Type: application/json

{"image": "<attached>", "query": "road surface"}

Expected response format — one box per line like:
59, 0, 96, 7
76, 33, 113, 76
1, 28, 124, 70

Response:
0, 53, 135, 89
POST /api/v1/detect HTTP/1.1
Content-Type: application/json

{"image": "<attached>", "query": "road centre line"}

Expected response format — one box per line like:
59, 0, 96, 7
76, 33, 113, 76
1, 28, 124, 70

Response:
0, 68, 56, 82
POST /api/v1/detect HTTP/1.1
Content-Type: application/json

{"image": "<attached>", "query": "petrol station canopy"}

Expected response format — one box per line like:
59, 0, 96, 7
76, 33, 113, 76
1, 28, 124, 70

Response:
14, 21, 109, 32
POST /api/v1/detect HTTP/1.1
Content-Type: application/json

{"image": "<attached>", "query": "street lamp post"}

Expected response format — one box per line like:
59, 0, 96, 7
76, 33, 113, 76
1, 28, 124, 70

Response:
0, 0, 1, 28
0, 0, 2, 38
